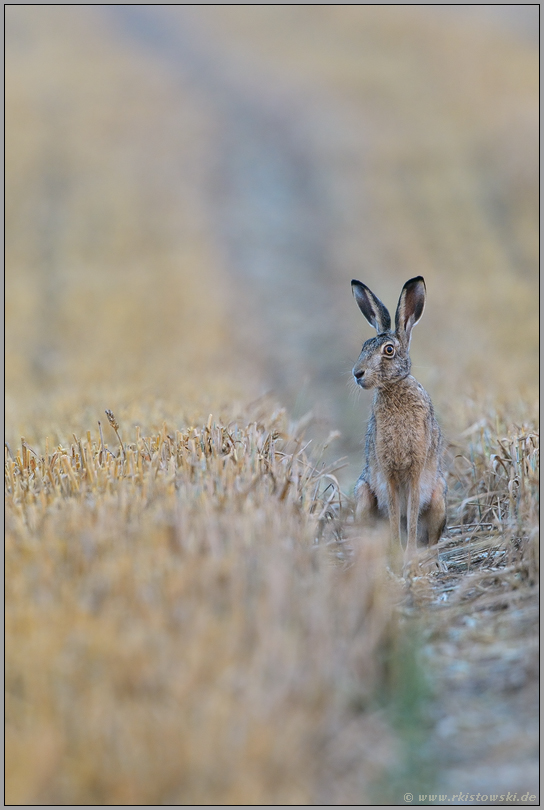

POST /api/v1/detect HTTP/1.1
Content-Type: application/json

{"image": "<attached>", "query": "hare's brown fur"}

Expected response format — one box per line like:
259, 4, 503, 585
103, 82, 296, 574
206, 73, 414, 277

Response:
351, 277, 446, 564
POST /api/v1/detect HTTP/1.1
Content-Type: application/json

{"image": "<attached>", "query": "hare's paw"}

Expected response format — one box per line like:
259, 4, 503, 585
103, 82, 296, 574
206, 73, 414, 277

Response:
402, 550, 422, 579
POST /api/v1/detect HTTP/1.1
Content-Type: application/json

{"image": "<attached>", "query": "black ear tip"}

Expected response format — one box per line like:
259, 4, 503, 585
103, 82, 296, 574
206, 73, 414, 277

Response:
351, 279, 362, 287
406, 275, 425, 287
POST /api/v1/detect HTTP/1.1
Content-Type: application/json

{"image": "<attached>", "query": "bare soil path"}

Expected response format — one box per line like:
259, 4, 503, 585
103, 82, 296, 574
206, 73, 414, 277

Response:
110, 6, 357, 439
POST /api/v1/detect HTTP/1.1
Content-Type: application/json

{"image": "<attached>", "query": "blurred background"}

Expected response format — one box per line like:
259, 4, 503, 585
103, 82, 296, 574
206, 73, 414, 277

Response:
6, 4, 539, 479
5, 7, 540, 805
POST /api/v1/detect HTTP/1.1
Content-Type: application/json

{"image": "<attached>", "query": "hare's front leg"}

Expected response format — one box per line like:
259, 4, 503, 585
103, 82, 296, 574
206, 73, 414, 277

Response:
404, 480, 421, 566
386, 481, 402, 550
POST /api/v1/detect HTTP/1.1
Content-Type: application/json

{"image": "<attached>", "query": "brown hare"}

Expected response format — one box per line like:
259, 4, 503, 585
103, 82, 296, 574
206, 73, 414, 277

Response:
351, 276, 446, 567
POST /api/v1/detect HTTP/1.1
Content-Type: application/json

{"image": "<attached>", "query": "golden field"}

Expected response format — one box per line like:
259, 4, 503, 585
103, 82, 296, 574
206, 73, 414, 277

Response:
6, 6, 538, 804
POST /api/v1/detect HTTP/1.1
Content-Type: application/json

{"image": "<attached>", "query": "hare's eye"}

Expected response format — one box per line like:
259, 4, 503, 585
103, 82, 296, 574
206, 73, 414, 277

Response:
383, 344, 395, 357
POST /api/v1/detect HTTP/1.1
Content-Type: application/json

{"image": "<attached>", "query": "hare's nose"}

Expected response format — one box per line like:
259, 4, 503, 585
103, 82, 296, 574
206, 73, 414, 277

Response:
353, 368, 365, 381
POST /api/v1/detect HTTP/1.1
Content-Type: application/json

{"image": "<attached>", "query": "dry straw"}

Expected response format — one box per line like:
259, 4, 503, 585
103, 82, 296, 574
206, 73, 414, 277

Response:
6, 407, 397, 805
5, 405, 538, 803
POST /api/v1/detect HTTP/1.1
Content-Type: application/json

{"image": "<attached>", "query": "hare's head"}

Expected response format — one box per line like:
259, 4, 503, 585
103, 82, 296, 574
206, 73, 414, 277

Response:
351, 277, 426, 389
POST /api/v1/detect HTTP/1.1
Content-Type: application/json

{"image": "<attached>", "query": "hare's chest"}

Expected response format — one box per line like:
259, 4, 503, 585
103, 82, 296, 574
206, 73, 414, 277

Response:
373, 406, 428, 473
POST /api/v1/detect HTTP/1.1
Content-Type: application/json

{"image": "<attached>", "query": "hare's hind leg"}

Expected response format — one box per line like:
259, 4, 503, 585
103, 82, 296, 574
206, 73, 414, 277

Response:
354, 477, 379, 521
420, 476, 447, 546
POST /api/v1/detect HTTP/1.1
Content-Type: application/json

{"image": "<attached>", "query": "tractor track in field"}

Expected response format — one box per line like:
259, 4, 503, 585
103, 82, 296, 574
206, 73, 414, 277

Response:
109, 5, 359, 437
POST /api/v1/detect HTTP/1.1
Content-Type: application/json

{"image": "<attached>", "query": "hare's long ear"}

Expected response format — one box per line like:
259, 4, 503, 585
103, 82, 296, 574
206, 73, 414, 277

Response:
395, 276, 426, 345
351, 280, 391, 333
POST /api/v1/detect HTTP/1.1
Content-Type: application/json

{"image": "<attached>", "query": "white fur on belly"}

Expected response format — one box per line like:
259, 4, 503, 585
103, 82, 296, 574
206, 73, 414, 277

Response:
373, 468, 436, 516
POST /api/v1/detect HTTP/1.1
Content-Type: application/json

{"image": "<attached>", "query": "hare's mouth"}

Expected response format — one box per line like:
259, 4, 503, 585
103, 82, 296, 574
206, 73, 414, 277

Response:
353, 372, 372, 389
